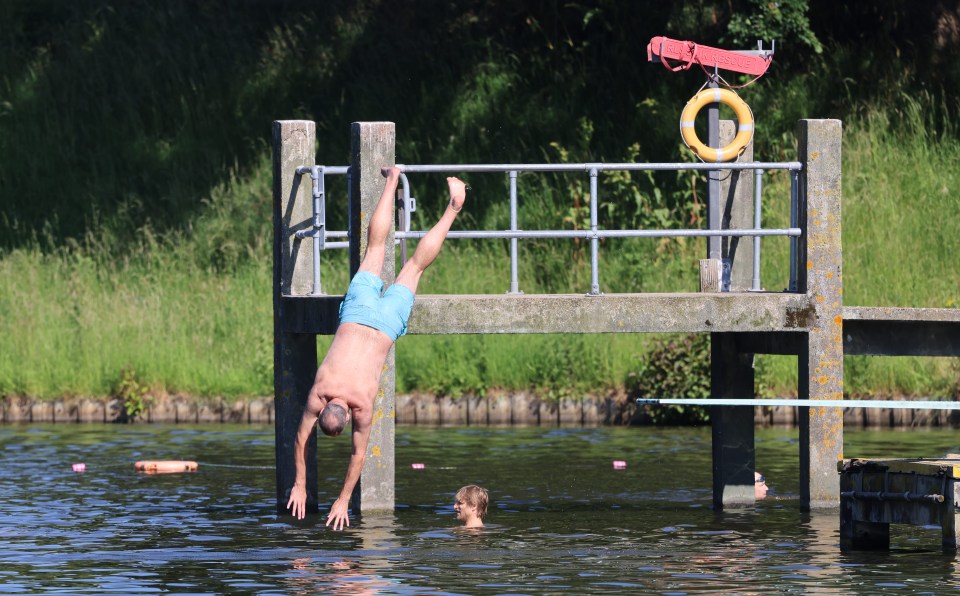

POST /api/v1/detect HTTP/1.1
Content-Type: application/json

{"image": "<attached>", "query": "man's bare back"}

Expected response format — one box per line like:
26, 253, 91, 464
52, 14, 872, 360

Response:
314, 323, 395, 416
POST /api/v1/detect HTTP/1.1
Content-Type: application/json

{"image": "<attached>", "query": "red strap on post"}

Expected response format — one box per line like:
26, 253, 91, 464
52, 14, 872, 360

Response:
658, 39, 699, 72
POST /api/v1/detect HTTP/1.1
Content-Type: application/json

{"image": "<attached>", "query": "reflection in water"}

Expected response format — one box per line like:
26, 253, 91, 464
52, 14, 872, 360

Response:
287, 557, 402, 595
285, 514, 404, 594
1, 424, 960, 593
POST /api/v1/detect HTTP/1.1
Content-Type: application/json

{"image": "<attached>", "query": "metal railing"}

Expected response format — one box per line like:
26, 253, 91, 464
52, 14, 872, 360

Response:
295, 162, 803, 296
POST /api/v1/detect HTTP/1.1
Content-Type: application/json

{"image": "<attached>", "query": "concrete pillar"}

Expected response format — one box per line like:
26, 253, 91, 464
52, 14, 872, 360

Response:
797, 119, 844, 509
710, 123, 756, 508
711, 333, 756, 508
272, 120, 319, 514
349, 122, 397, 513
719, 120, 755, 291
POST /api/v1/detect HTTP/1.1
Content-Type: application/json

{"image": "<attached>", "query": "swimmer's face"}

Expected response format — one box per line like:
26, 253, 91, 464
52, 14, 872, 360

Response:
454, 498, 478, 522
754, 472, 768, 499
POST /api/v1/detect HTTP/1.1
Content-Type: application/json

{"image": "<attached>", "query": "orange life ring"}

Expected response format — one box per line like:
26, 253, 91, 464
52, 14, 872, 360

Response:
134, 460, 199, 474
679, 88, 754, 162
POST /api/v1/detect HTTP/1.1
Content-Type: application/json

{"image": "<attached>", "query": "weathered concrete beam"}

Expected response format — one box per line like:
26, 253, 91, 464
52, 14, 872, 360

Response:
280, 292, 815, 336
843, 306, 960, 356
732, 308, 960, 356
413, 293, 814, 335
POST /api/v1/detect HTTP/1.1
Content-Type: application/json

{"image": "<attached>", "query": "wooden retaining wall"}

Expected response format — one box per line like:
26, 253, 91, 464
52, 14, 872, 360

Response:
3, 394, 957, 428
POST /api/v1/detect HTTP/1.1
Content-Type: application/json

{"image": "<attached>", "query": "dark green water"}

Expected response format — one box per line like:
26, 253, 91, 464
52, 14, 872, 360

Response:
2, 424, 960, 594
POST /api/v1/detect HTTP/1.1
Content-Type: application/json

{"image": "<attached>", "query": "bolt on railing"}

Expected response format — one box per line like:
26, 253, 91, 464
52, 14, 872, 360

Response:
295, 162, 803, 296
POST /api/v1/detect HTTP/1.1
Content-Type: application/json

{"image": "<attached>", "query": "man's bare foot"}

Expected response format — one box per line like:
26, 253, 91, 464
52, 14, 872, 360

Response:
381, 166, 400, 179
446, 177, 466, 212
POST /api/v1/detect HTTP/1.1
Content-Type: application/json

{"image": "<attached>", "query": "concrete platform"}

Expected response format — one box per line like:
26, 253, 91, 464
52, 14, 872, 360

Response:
281, 292, 815, 336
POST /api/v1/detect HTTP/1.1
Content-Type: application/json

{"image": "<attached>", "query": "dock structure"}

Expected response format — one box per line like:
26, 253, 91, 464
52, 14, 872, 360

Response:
272, 119, 960, 516
839, 457, 960, 551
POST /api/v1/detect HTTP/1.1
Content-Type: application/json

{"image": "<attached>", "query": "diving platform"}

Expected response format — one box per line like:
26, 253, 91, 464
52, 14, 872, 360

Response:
272, 118, 958, 518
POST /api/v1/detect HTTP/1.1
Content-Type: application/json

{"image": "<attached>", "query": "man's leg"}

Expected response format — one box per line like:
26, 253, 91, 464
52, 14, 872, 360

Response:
395, 176, 466, 292
357, 167, 401, 276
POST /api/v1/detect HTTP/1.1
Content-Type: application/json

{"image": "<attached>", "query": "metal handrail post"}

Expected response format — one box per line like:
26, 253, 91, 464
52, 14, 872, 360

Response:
399, 172, 413, 266
789, 170, 799, 292
588, 166, 601, 295
314, 167, 326, 296
751, 169, 763, 291
508, 170, 521, 294
294, 165, 326, 296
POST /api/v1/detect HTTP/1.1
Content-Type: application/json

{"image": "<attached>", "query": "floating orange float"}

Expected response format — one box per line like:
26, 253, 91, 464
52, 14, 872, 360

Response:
134, 460, 198, 474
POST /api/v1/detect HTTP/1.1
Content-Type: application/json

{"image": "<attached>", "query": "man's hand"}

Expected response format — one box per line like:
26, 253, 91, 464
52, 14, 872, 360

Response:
326, 497, 351, 531
381, 166, 400, 180
286, 484, 308, 520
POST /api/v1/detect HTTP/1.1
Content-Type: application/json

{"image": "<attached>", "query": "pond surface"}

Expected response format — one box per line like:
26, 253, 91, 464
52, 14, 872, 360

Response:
3, 423, 960, 594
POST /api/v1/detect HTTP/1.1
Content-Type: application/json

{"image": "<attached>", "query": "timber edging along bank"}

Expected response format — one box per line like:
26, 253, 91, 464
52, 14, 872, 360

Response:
2, 394, 959, 428
0, 395, 276, 424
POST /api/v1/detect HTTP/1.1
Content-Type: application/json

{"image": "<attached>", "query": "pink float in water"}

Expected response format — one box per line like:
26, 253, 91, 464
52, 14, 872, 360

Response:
612, 460, 627, 470
411, 463, 425, 470
72, 463, 86, 472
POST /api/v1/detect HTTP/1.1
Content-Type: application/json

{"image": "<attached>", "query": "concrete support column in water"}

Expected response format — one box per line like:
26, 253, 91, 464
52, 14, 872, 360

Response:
797, 119, 844, 509
349, 122, 397, 514
272, 120, 320, 514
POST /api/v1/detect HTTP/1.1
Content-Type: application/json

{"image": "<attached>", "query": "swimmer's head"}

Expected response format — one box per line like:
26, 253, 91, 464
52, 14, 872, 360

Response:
455, 484, 489, 520
755, 471, 768, 500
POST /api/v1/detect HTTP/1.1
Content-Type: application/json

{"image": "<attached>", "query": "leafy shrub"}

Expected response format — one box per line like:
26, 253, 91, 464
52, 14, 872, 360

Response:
628, 333, 711, 425
115, 367, 151, 423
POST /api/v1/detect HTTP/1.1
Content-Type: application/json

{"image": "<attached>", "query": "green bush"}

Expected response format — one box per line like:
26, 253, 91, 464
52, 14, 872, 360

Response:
115, 367, 151, 423
628, 334, 712, 425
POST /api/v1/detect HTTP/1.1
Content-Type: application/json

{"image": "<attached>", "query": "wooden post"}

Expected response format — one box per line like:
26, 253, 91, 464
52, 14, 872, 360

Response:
797, 119, 844, 509
272, 120, 319, 514
349, 122, 397, 513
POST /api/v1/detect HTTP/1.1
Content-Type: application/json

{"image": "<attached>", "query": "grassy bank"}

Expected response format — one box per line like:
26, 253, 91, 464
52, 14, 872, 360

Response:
1, 104, 958, 401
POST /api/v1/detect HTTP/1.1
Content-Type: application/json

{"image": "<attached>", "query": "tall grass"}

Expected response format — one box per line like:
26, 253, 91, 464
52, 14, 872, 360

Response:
4, 103, 957, 401
0, 247, 274, 398
843, 94, 960, 309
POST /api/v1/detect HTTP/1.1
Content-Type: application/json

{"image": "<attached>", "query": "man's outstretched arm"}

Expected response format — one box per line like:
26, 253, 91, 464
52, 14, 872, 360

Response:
286, 393, 326, 520
325, 418, 372, 531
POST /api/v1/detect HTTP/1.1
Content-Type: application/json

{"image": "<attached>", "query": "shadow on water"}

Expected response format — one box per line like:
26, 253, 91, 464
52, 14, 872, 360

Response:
2, 424, 960, 593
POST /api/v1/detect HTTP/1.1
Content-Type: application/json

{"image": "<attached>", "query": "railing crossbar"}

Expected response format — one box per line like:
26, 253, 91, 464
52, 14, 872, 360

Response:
638, 398, 960, 410
395, 162, 801, 173
396, 228, 801, 239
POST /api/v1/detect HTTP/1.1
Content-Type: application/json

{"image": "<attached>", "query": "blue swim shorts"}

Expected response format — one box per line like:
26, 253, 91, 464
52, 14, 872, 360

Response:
338, 271, 415, 341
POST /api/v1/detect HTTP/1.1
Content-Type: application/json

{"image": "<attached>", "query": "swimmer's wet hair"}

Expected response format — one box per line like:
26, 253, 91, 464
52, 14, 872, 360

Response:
456, 484, 489, 519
